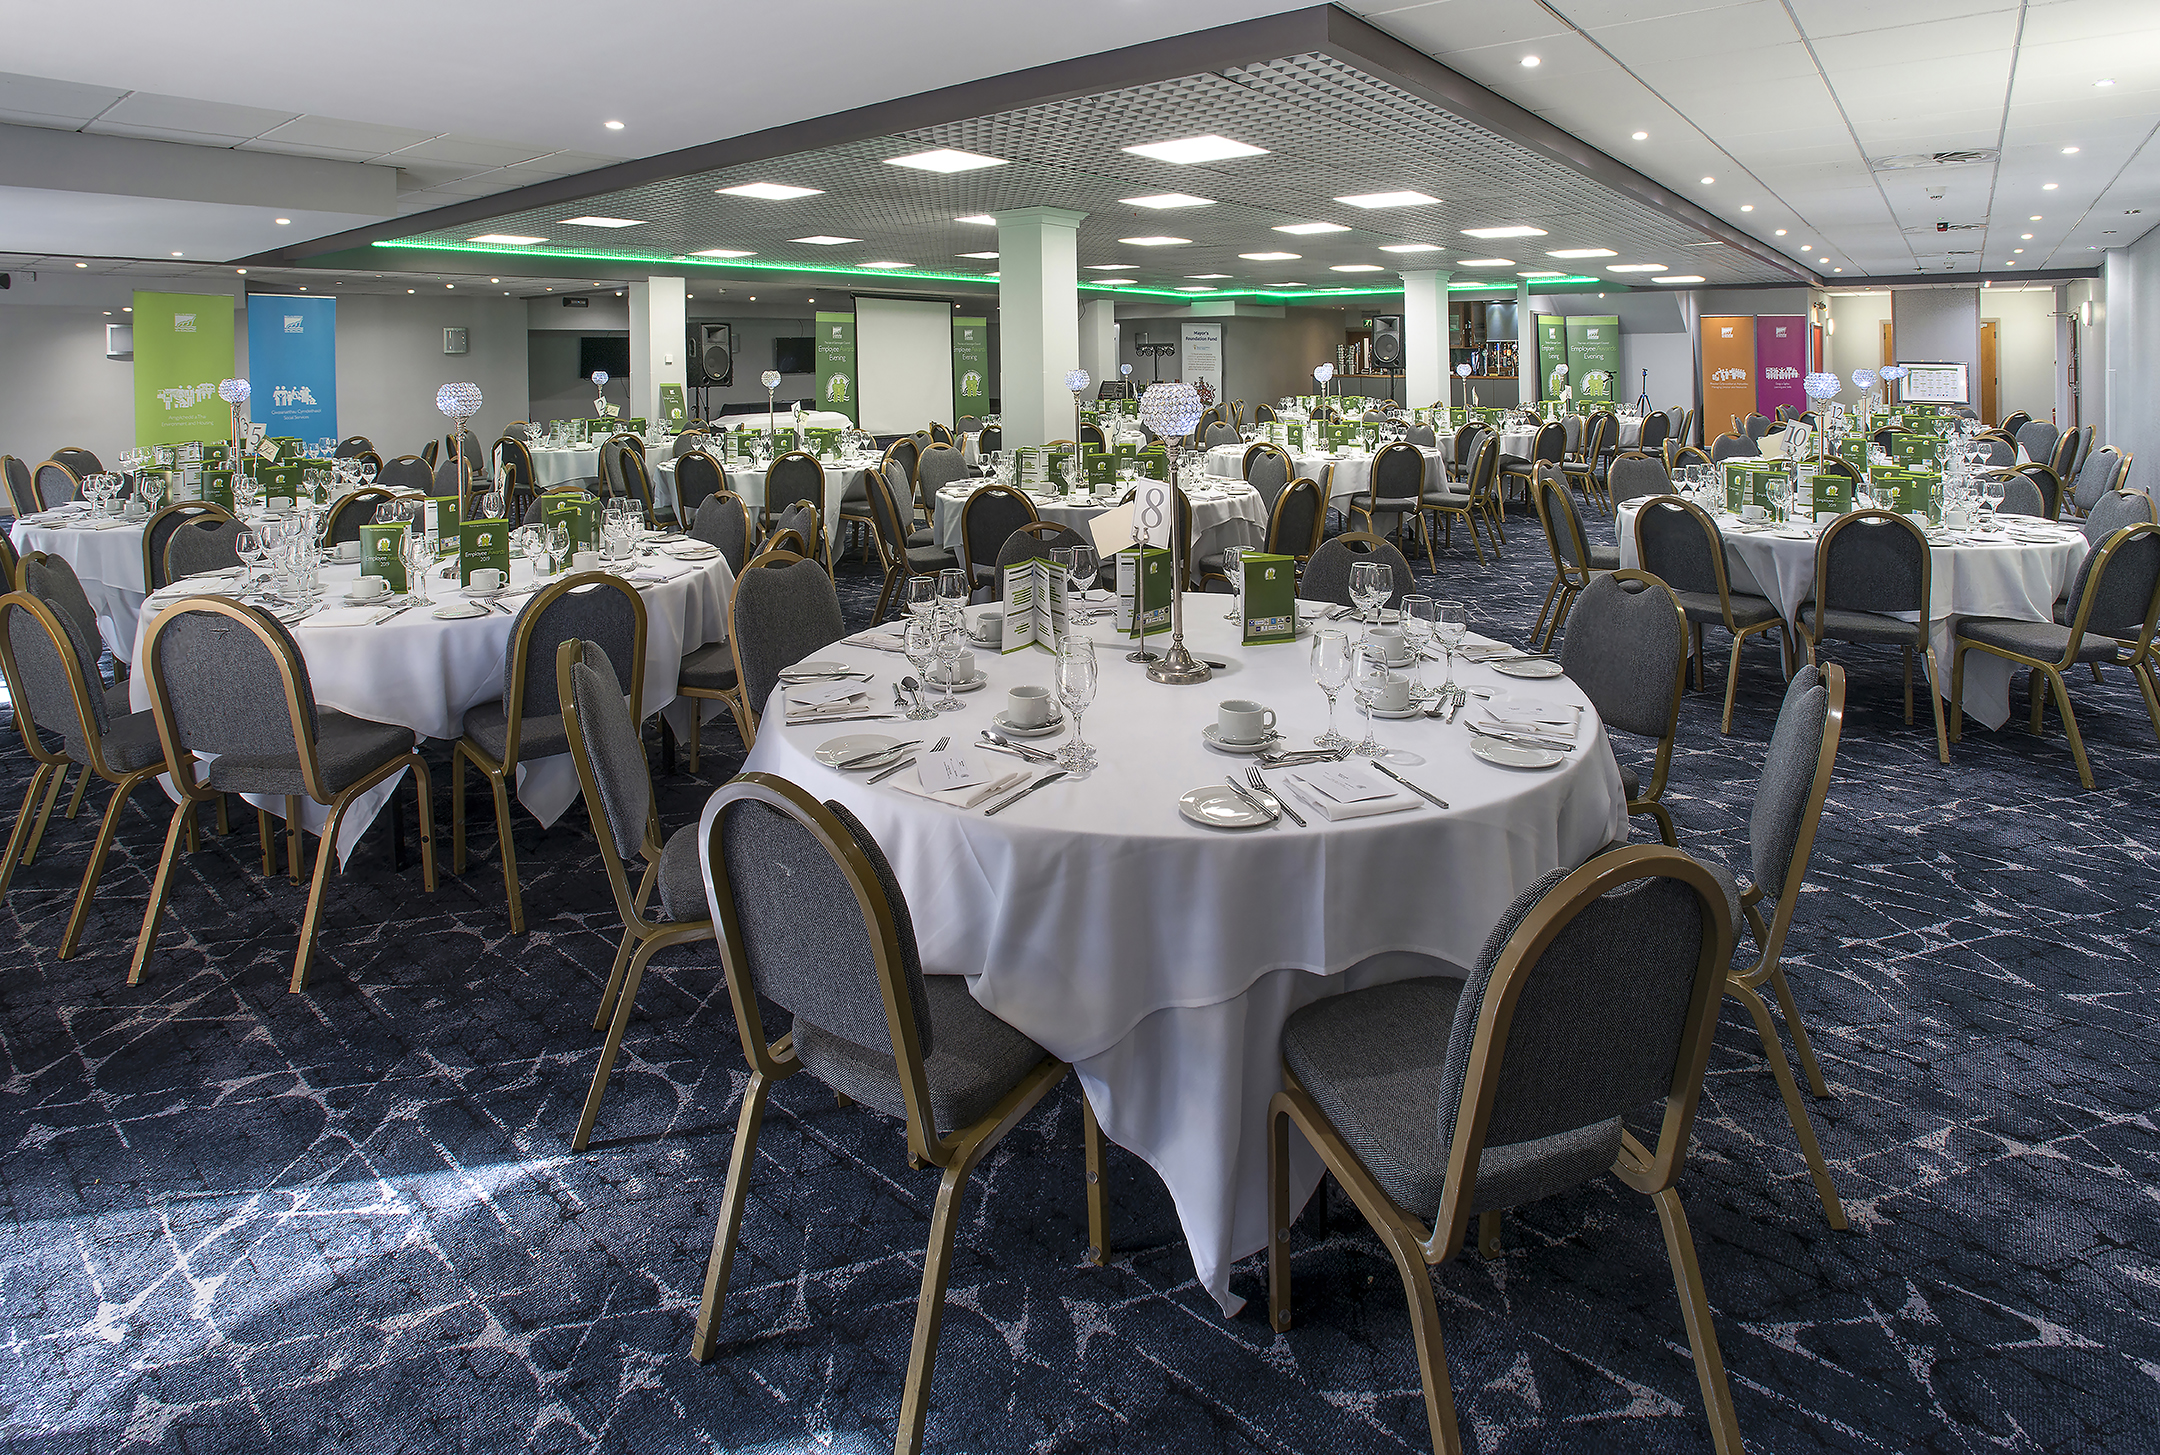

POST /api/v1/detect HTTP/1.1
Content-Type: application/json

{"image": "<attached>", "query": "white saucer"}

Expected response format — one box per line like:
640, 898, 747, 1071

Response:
344, 591, 395, 607
1491, 658, 1565, 679
1471, 737, 1564, 769
1202, 723, 1277, 754
792, 660, 850, 676
1179, 783, 1272, 828
813, 733, 903, 767
1363, 704, 1423, 720
992, 711, 1065, 738
432, 602, 489, 619
931, 670, 989, 693
461, 584, 506, 600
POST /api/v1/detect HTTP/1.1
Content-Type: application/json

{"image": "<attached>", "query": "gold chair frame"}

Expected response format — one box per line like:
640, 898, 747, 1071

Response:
1802, 509, 1949, 764
141, 502, 235, 591
1634, 495, 1797, 734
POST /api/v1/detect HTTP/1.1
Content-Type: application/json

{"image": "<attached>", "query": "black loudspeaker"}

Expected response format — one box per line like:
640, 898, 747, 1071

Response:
1370, 314, 1404, 368
689, 322, 733, 386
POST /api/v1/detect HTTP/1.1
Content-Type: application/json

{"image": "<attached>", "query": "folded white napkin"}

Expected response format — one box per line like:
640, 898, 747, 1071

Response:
296, 605, 394, 629
847, 630, 910, 653
892, 767, 1030, 809
1279, 763, 1418, 821
787, 681, 865, 709
1478, 695, 1581, 739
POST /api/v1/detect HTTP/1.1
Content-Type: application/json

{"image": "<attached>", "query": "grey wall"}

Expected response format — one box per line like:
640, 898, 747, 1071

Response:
2103, 240, 2152, 479
1891, 287, 1983, 402
332, 292, 528, 457
1117, 306, 1351, 407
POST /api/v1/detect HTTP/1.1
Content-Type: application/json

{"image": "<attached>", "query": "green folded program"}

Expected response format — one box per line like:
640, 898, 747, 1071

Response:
1241, 552, 1297, 645
360, 523, 408, 592
198, 469, 234, 511
1116, 545, 1172, 638
258, 463, 302, 504
1801, 470, 1851, 517
460, 519, 510, 586
546, 495, 601, 552
1085, 453, 1117, 489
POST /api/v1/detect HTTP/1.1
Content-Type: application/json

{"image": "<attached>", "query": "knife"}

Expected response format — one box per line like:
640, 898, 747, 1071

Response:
1223, 776, 1283, 828
786, 712, 904, 726
867, 755, 918, 784
1466, 721, 1576, 752
982, 770, 1067, 816
834, 739, 920, 769
1370, 760, 1449, 809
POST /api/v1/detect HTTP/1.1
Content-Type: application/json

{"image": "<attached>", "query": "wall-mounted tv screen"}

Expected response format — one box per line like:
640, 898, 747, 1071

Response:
772, 336, 815, 374
578, 336, 631, 378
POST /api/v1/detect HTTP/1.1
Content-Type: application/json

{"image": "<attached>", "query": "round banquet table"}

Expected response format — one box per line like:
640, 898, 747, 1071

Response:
11, 506, 148, 656
653, 456, 876, 528
528, 446, 601, 490
725, 602, 1627, 1314
1205, 445, 1450, 509
128, 546, 736, 864
932, 480, 1266, 561
1615, 499, 2088, 729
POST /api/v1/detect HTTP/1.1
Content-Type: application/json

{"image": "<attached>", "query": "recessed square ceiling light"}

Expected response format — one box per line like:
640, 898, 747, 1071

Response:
956, 214, 998, 226
1606, 263, 1669, 272
1462, 226, 1548, 239
1548, 248, 1616, 259
1084, 263, 1135, 270
1335, 191, 1440, 208
691, 248, 756, 258
1275, 221, 1350, 235
1094, 278, 1137, 285
1378, 243, 1444, 253
1122, 193, 1214, 209
1239, 251, 1299, 261
1457, 258, 1515, 266
1176, 285, 1217, 291
1330, 264, 1384, 272
561, 216, 643, 228
885, 148, 1007, 172
1122, 134, 1269, 164
1517, 270, 1563, 277
717, 182, 822, 200
469, 234, 545, 245
1119, 236, 1190, 246
792, 236, 859, 245
862, 261, 913, 268
958, 251, 999, 259
1653, 275, 1705, 283
1185, 273, 1232, 279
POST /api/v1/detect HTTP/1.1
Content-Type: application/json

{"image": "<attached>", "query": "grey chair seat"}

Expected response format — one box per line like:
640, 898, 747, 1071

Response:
103, 681, 132, 719
204, 709, 413, 796
1618, 759, 1641, 798
1349, 493, 1420, 515
678, 642, 738, 692
1281, 976, 1623, 1218
902, 542, 957, 571
656, 824, 706, 922
1673, 589, 1781, 629
792, 974, 1049, 1133
1421, 486, 1472, 505
1957, 615, 2124, 664
460, 701, 570, 764
1796, 603, 1923, 647
1585, 543, 1621, 571
93, 710, 166, 774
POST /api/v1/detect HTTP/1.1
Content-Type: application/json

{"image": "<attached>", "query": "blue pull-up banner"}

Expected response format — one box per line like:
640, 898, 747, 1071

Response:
247, 295, 338, 442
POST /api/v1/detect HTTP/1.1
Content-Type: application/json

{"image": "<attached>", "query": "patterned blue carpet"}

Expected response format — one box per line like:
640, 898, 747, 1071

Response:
3, 503, 2158, 1453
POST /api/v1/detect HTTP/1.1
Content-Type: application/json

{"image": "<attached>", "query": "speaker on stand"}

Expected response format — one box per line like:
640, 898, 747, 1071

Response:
688, 322, 733, 419
1370, 315, 1404, 406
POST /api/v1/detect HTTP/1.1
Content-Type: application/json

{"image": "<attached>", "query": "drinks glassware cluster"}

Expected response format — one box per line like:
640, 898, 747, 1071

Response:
1310, 628, 1353, 748
1056, 635, 1098, 769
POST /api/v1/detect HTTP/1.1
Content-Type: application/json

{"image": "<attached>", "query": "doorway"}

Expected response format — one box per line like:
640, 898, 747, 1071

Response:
1979, 320, 2000, 425
1879, 321, 1894, 369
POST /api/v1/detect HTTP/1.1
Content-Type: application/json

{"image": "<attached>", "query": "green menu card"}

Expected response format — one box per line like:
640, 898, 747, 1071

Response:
546, 495, 601, 552
1891, 433, 1942, 470
1872, 468, 1940, 522
1115, 545, 1172, 638
1284, 421, 1304, 451
360, 523, 408, 592
459, 519, 510, 586
1802, 470, 1851, 518
1137, 448, 1169, 482
1046, 446, 1078, 493
259, 463, 301, 504
425, 496, 461, 544
199, 469, 234, 510
806, 427, 840, 459
1241, 553, 1297, 645
1085, 453, 1117, 490
1113, 440, 1139, 461
657, 384, 686, 426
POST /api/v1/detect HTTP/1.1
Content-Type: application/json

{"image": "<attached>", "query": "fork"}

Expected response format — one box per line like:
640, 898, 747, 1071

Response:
1246, 767, 1306, 827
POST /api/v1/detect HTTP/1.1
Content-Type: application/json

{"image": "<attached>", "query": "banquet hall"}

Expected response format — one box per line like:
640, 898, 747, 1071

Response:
3, 3, 2158, 1451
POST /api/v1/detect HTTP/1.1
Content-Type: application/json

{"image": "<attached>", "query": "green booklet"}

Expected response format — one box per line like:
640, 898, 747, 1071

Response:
1284, 421, 1304, 451
199, 441, 229, 467
1115, 545, 1172, 639
806, 427, 840, 459
259, 462, 301, 504
1241, 552, 1297, 644
546, 495, 601, 552
624, 417, 647, 435
1137, 448, 1170, 482
1723, 462, 1778, 514
999, 557, 1070, 653
1801, 470, 1851, 518
425, 495, 461, 544
1113, 440, 1139, 461
1871, 467, 1940, 522
1084, 453, 1117, 490
1891, 433, 1942, 470
1046, 446, 1079, 493
657, 384, 687, 427
1835, 437, 1870, 472
771, 428, 801, 453
267, 436, 303, 461
459, 518, 510, 586
1325, 423, 1360, 450
360, 523, 409, 591
199, 469, 234, 510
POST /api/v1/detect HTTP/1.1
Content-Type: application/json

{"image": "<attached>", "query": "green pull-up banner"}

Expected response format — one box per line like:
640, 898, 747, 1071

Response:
133, 291, 236, 447
953, 317, 990, 422
815, 311, 857, 424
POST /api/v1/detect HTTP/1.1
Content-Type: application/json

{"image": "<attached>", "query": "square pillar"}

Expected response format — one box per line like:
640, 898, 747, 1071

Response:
627, 277, 687, 426
1079, 298, 1119, 396
996, 207, 1087, 448
1516, 281, 1535, 409
1399, 269, 1452, 409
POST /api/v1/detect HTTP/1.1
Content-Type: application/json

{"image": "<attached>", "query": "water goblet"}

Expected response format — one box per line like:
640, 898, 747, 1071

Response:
1402, 594, 1435, 699
907, 576, 938, 619
1434, 600, 1468, 707
1310, 628, 1353, 748
931, 611, 966, 710
1066, 543, 1098, 599
1350, 642, 1388, 757
1222, 545, 1250, 621
1347, 559, 1379, 623
401, 528, 436, 606
901, 617, 941, 720
1364, 560, 1395, 623
546, 523, 572, 574
1981, 474, 2007, 528
1055, 634, 1099, 770
235, 527, 266, 595
937, 567, 969, 615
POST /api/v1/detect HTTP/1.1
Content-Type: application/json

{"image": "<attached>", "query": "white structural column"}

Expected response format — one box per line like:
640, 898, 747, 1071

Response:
1398, 269, 1452, 408
1078, 298, 1118, 395
1515, 280, 1534, 407
627, 276, 688, 425
996, 207, 1086, 448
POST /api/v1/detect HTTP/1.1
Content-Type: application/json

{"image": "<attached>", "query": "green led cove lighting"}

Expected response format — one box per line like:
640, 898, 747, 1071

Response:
371, 240, 1604, 300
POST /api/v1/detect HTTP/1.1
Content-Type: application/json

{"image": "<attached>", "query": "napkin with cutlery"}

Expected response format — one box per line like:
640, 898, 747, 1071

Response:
1277, 761, 1418, 821
1475, 694, 1581, 740
892, 765, 1029, 809
626, 559, 695, 584
846, 629, 911, 653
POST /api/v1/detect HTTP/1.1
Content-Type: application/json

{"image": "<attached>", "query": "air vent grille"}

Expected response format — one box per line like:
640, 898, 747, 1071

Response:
1872, 150, 1999, 170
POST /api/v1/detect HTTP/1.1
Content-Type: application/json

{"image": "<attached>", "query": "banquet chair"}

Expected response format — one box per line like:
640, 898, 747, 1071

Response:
1976, 436, 2017, 468
52, 447, 102, 478
912, 444, 972, 528
727, 552, 845, 745
1639, 410, 1671, 455
143, 502, 235, 589
163, 517, 245, 581
1528, 465, 1617, 649
1952, 523, 2160, 790
1709, 434, 1758, 463
1673, 444, 1714, 475
2015, 421, 2058, 470
772, 501, 825, 566
2047, 426, 2084, 488
444, 430, 484, 473
1798, 510, 1948, 763
2000, 411, 2032, 436
613, 432, 647, 460
455, 573, 646, 934
1204, 421, 1240, 449
1561, 569, 1689, 845
958, 483, 1040, 593
1302, 533, 1413, 614
670, 431, 708, 459
2072, 489, 2157, 556
431, 456, 475, 501
884, 437, 922, 511
1350, 442, 1432, 567
616, 447, 658, 529
1079, 423, 1107, 451
689, 775, 1112, 1451
2068, 448, 2132, 516
559, 639, 717, 1152
1635, 496, 1792, 733
131, 599, 435, 991
420, 441, 439, 469
1422, 434, 1497, 564
956, 415, 981, 434
995, 521, 1089, 575
1991, 473, 2048, 518
689, 490, 755, 566
1691, 661, 1851, 1229
377, 455, 432, 492
1242, 443, 1293, 509
492, 436, 537, 518
335, 436, 374, 458
0, 592, 168, 957
3, 456, 37, 517
1254, 404, 1277, 424
1500, 421, 1566, 502
0, 530, 15, 592
2013, 463, 2063, 519
978, 425, 1002, 453
864, 467, 955, 626
33, 461, 82, 510
673, 453, 727, 532
762, 451, 824, 537
1406, 424, 1437, 448
1266, 846, 1743, 1455
1742, 414, 1773, 441
1663, 438, 1684, 472
1560, 414, 1614, 515
1268, 478, 1327, 566
1448, 424, 1482, 484
929, 422, 953, 446
1561, 415, 1585, 461
677, 499, 757, 771
1609, 452, 1671, 509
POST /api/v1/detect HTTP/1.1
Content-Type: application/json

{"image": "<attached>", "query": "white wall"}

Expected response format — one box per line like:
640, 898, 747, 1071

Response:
2103, 238, 2154, 475
1890, 287, 1982, 403
333, 293, 528, 457
2071, 274, 2107, 451
1979, 287, 2056, 427
1826, 291, 1893, 385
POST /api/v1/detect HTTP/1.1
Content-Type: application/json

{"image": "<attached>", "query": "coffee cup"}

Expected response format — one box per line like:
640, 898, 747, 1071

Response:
1366, 672, 1411, 713
335, 541, 361, 562
949, 649, 976, 682
973, 611, 1004, 648
1217, 699, 1277, 744
572, 550, 601, 571
1742, 503, 1766, 522
349, 574, 390, 601
470, 568, 503, 592
1366, 624, 1407, 664
1006, 684, 1054, 727
1944, 507, 1971, 530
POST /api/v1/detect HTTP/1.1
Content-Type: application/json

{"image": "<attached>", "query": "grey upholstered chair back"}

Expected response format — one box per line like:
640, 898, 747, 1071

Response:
153, 606, 317, 760
335, 436, 375, 458
1535, 465, 1593, 573
960, 486, 1038, 583
507, 582, 639, 722
733, 556, 846, 720
432, 456, 473, 497
377, 456, 432, 492
2066, 524, 2160, 641
1821, 514, 1925, 615
1636, 499, 1722, 597
2047, 428, 2080, 482
1639, 411, 1670, 453
2072, 447, 2125, 513
1245, 448, 1290, 509
1370, 442, 1424, 503
956, 415, 982, 434
1749, 664, 1828, 898
2016, 421, 2059, 468
865, 466, 913, 565
563, 642, 651, 863
913, 444, 972, 508
886, 436, 921, 487
1533, 422, 1566, 463
444, 430, 483, 470
1452, 424, 1481, 465
1204, 422, 1239, 449
2082, 489, 2156, 549
3, 456, 36, 517
1977, 437, 2015, 468
1432, 863, 1716, 1216
6, 593, 106, 750
711, 793, 932, 1058
1301, 534, 1413, 611
765, 453, 822, 516
1743, 414, 1773, 440
617, 448, 655, 520
1994, 473, 2046, 518
994, 523, 1087, 573
1609, 453, 1670, 508
1709, 434, 1758, 462
493, 437, 535, 493
22, 552, 102, 654
671, 431, 708, 459
772, 501, 822, 559
164, 517, 244, 580
34, 463, 80, 508
1562, 416, 1584, 456
691, 492, 752, 573
1267, 479, 1324, 559
673, 452, 726, 523
1559, 572, 1685, 739
2068, 425, 2096, 481
978, 425, 1002, 452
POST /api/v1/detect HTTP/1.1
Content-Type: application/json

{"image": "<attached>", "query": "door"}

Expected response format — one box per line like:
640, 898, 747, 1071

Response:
1880, 320, 1894, 369
1980, 320, 2000, 425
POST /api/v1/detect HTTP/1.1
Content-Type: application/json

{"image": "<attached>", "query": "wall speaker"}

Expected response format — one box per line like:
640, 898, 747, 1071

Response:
691, 322, 733, 385
1370, 314, 1404, 368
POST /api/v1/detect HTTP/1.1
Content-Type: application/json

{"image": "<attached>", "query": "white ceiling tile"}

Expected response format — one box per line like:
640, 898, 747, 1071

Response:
392, 161, 491, 189
2017, 0, 2160, 45
1787, 0, 2013, 39
1369, 0, 1571, 56
388, 135, 555, 167
252, 115, 442, 154
0, 72, 128, 121
0, 110, 93, 131
1600, 0, 1797, 63
82, 120, 256, 145
93, 90, 299, 139
236, 138, 386, 162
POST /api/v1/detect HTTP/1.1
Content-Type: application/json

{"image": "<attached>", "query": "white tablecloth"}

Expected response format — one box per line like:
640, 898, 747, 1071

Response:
1616, 501, 2087, 729
933, 482, 1266, 562
653, 457, 874, 528
10, 510, 148, 656
129, 550, 736, 863
730, 605, 1626, 1313
1205, 446, 1451, 508
529, 447, 601, 490
711, 410, 853, 434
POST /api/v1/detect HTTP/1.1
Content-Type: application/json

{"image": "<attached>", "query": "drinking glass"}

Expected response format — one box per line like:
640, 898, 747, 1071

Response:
359, 458, 378, 486
931, 611, 966, 710
1222, 545, 1249, 621
481, 486, 506, 520
1310, 628, 1353, 748
1066, 543, 1098, 597
401, 529, 435, 605
1364, 561, 1394, 622
901, 617, 941, 720
517, 526, 547, 581
547, 523, 571, 573
1402, 594, 1435, 699
1434, 600, 1468, 704
1350, 643, 1388, 757
1055, 634, 1098, 769
908, 576, 939, 618
1981, 474, 2007, 528
1347, 559, 1378, 623
938, 567, 970, 615
235, 527, 266, 593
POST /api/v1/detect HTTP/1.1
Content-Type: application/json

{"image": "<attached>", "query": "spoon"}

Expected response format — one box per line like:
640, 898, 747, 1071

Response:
982, 728, 1057, 761
901, 675, 927, 715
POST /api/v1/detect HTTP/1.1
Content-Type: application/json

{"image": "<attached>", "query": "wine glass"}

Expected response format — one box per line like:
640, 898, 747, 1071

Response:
1402, 593, 1435, 699
1310, 628, 1353, 749
1350, 643, 1388, 758
1434, 601, 1468, 708
930, 611, 966, 711
235, 527, 266, 593
901, 616, 941, 720
1055, 634, 1098, 770
907, 576, 938, 619
937, 567, 969, 615
401, 528, 435, 605
1363, 560, 1395, 624
1347, 559, 1378, 624
481, 485, 506, 520
359, 457, 378, 486
1222, 545, 1250, 621
517, 526, 547, 581
1066, 543, 1098, 599
545, 522, 572, 574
